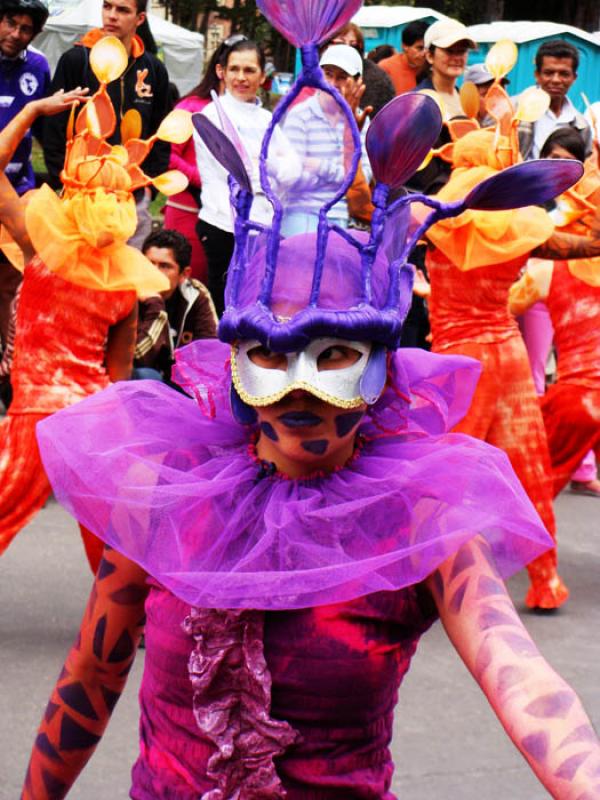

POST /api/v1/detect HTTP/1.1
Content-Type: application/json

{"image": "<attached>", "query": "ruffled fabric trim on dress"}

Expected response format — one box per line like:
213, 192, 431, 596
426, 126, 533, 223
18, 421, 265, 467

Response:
183, 608, 298, 799
36, 340, 554, 610
0, 185, 168, 299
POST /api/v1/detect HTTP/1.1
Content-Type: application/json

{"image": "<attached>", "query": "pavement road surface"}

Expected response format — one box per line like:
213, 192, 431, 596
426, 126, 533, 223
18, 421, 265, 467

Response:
1, 491, 599, 799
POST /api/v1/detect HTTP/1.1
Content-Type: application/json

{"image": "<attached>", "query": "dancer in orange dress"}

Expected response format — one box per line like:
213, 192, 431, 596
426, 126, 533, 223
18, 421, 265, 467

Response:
0, 37, 190, 571
420, 61, 600, 608
510, 257, 600, 497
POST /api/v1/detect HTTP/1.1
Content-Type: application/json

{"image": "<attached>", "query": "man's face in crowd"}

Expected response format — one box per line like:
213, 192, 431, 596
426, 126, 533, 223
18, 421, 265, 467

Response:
102, 0, 144, 44
0, 13, 35, 58
427, 42, 469, 81
403, 38, 426, 70
535, 56, 576, 104
144, 246, 191, 300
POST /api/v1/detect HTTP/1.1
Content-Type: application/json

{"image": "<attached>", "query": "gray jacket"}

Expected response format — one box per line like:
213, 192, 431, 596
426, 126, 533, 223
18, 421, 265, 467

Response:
517, 104, 593, 160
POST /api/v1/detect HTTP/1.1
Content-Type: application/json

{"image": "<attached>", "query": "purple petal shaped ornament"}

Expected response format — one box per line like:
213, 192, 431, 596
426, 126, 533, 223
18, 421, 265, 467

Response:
192, 113, 252, 193
366, 94, 443, 190
464, 158, 583, 211
256, 0, 363, 47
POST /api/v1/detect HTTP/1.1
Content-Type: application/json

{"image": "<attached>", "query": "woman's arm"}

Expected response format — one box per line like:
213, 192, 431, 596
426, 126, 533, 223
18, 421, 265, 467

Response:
22, 547, 148, 799
533, 231, 600, 260
0, 89, 89, 262
426, 537, 600, 798
0, 89, 88, 172
105, 302, 138, 382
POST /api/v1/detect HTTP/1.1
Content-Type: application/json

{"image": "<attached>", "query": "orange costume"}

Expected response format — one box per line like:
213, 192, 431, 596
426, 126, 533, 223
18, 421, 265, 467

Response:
0, 37, 190, 570
510, 259, 600, 497
425, 127, 568, 609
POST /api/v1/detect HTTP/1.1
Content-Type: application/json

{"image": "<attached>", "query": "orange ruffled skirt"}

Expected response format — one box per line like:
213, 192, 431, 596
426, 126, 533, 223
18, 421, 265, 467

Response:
437, 336, 569, 610
0, 412, 104, 571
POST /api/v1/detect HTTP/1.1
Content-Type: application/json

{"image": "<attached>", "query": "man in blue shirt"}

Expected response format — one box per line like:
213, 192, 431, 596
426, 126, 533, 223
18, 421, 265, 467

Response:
0, 0, 50, 194
0, 0, 49, 383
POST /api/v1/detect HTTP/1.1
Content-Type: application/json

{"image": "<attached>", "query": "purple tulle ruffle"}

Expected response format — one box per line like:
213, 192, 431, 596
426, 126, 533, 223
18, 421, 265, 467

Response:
183, 608, 297, 799
36, 341, 553, 610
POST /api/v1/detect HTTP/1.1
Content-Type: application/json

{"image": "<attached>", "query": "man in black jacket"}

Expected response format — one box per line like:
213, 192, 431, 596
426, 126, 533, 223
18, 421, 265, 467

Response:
43, 0, 170, 246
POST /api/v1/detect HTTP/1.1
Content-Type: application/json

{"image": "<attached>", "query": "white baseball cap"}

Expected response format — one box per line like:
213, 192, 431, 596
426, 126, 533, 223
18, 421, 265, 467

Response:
319, 45, 363, 78
424, 19, 477, 50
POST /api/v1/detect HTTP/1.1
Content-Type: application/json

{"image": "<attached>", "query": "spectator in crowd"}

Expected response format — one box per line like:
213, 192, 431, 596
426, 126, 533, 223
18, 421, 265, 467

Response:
194, 38, 300, 317
518, 39, 592, 160
134, 229, 217, 383
0, 0, 49, 363
281, 44, 372, 236
463, 62, 509, 126
379, 20, 429, 95
328, 22, 395, 116
417, 18, 476, 120
164, 36, 242, 284
43, 0, 171, 248
367, 44, 395, 64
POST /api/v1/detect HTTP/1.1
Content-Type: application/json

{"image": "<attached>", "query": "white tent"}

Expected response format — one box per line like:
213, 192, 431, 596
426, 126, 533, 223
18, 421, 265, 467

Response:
36, 2, 204, 95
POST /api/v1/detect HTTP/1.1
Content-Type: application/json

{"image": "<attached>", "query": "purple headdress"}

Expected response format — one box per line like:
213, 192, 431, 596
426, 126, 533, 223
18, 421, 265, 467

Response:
193, 0, 582, 353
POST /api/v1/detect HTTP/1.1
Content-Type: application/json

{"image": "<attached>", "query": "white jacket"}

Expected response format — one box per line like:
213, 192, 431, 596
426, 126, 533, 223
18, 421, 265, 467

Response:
195, 92, 301, 233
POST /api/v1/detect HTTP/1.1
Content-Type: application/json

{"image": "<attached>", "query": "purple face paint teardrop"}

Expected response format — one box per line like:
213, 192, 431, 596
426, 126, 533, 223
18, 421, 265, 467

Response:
301, 439, 329, 455
260, 422, 279, 442
335, 411, 364, 438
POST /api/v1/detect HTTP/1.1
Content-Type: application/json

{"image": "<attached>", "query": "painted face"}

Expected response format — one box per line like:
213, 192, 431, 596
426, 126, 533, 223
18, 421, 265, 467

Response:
403, 38, 426, 70
102, 0, 143, 44
232, 338, 376, 409
0, 13, 35, 57
144, 245, 188, 299
220, 50, 265, 103
427, 42, 469, 81
255, 389, 367, 474
535, 56, 576, 103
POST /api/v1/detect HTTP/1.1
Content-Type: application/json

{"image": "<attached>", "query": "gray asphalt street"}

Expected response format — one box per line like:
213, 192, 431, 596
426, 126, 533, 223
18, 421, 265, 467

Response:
1, 491, 598, 799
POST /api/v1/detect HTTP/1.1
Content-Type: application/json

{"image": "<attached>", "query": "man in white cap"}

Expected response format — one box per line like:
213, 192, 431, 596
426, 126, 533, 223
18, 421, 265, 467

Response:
417, 18, 477, 119
281, 44, 372, 236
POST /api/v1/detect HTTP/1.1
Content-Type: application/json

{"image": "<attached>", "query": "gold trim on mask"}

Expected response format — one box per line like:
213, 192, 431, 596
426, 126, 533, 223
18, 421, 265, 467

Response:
230, 346, 365, 409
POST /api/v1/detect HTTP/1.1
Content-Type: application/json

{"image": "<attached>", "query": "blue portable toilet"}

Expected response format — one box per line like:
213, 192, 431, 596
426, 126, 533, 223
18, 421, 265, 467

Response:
351, 5, 445, 53
466, 21, 600, 113
294, 6, 445, 75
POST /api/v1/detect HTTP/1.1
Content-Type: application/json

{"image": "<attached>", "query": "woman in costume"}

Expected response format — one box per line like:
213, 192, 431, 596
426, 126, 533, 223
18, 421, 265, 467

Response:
22, 3, 600, 797
163, 35, 241, 283
0, 37, 190, 572
194, 37, 300, 316
516, 127, 600, 496
509, 149, 600, 497
422, 44, 600, 609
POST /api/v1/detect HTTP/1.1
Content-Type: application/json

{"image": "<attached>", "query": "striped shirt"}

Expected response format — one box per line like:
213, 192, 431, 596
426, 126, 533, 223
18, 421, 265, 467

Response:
281, 93, 371, 224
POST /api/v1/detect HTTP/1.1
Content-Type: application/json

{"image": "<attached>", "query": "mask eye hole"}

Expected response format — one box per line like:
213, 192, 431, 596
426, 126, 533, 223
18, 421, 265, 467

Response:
317, 345, 363, 372
247, 345, 287, 371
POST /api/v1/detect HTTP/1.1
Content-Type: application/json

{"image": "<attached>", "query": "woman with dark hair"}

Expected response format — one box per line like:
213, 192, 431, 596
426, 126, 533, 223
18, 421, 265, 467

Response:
163, 38, 244, 283
194, 38, 300, 316
540, 126, 586, 162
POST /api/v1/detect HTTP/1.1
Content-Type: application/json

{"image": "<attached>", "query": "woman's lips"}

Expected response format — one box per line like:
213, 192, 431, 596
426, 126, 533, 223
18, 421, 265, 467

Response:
277, 411, 323, 428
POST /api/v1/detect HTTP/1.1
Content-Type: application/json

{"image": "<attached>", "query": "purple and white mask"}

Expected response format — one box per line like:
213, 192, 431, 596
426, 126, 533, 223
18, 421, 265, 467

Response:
231, 337, 387, 408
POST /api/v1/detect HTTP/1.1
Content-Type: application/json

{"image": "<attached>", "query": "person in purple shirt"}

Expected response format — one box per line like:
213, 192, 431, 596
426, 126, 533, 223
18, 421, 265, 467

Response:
0, 0, 49, 365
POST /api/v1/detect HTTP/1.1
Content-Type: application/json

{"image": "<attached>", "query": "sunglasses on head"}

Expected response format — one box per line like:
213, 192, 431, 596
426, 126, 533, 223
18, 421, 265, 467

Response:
224, 33, 249, 48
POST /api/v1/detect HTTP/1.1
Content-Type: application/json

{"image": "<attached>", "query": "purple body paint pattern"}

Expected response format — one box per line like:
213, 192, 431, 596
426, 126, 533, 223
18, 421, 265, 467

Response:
524, 691, 575, 720
522, 731, 550, 763
260, 421, 279, 441
131, 581, 438, 798
554, 752, 591, 781
301, 439, 329, 455
335, 411, 364, 438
